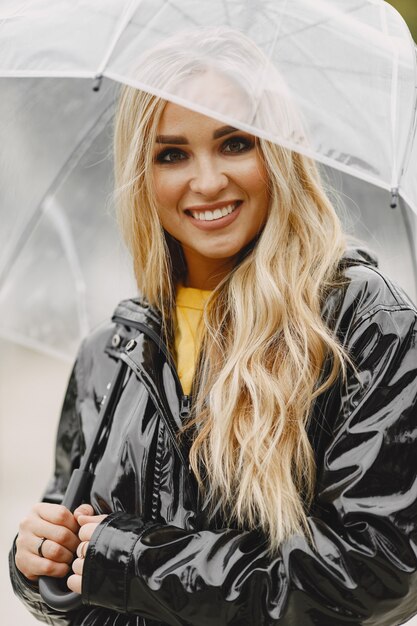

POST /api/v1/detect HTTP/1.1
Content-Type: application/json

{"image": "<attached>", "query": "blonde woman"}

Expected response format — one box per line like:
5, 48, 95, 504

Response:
10, 29, 417, 626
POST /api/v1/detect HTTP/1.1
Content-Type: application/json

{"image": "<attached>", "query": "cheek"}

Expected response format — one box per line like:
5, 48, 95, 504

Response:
229, 155, 268, 194
239, 160, 269, 206
153, 170, 186, 209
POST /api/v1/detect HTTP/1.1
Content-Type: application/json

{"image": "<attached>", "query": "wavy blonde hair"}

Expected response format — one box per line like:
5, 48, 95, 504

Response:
114, 29, 349, 553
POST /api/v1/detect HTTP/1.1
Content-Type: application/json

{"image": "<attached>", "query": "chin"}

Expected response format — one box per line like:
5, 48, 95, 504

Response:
202, 248, 242, 261
203, 239, 248, 257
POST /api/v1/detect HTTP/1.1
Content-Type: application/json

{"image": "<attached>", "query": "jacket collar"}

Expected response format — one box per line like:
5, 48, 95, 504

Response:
112, 298, 162, 335
339, 246, 378, 268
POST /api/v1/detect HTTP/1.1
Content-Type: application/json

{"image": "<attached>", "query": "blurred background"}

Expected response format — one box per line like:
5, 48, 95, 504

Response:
388, 0, 417, 39
2, 1, 417, 624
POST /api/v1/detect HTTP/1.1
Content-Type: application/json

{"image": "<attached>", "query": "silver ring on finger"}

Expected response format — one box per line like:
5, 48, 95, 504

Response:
38, 537, 47, 558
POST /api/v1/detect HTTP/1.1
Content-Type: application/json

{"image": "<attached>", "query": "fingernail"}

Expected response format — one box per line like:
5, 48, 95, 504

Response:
77, 505, 91, 513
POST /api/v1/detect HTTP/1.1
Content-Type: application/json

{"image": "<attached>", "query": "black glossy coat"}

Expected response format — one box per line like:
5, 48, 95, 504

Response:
9, 249, 417, 625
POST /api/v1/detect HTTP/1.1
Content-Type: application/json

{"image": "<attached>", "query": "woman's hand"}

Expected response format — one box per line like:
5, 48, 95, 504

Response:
15, 503, 80, 581
67, 504, 108, 594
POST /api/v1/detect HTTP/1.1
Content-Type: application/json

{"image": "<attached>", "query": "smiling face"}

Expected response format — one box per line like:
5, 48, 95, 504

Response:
152, 102, 270, 289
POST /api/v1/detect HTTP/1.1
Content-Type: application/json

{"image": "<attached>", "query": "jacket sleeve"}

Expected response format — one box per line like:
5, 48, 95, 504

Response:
82, 304, 417, 626
9, 345, 87, 626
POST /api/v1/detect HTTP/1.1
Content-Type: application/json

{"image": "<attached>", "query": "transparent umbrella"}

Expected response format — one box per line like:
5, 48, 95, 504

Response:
0, 0, 416, 361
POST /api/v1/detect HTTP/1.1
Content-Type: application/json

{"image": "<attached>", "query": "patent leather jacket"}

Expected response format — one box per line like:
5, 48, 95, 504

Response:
10, 249, 417, 626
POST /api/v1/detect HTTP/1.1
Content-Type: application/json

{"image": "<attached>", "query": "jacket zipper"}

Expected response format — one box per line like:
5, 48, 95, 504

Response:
112, 314, 197, 496
180, 394, 191, 419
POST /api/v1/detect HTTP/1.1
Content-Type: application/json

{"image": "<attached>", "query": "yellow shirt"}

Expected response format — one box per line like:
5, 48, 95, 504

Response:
175, 285, 212, 395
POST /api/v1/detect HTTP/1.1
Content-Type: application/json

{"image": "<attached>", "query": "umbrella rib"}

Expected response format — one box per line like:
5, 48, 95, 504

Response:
378, 3, 417, 198
43, 196, 90, 338
394, 41, 417, 190
263, 1, 370, 46
0, 328, 73, 363
399, 201, 417, 290
222, 0, 231, 27
380, 2, 399, 190
0, 103, 115, 292
95, 0, 142, 79
121, 1, 178, 57
169, 2, 201, 27
250, 0, 289, 124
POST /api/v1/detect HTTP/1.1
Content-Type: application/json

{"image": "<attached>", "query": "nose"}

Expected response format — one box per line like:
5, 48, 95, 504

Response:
189, 156, 228, 197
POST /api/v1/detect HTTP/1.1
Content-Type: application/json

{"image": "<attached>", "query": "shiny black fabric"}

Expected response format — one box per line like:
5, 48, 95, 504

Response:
9, 249, 417, 625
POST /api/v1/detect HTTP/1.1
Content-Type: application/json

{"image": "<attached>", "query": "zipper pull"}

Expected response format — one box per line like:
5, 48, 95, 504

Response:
180, 395, 191, 419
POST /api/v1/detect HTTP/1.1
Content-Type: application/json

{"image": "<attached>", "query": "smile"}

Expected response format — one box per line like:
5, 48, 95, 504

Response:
184, 200, 243, 231
189, 202, 239, 221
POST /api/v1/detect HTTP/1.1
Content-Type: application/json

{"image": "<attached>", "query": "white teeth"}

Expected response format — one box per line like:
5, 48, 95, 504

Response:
190, 203, 238, 221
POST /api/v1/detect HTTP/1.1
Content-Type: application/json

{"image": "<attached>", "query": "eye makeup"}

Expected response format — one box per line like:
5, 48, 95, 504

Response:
154, 134, 256, 164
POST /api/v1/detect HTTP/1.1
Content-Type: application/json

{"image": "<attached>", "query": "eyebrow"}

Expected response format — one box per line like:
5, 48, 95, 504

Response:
155, 125, 239, 144
213, 125, 239, 139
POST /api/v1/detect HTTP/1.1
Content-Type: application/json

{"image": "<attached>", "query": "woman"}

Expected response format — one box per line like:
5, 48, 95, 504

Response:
10, 29, 417, 626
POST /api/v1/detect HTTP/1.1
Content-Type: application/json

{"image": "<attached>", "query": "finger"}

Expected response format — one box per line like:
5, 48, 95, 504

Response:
76, 541, 89, 559
33, 537, 74, 564
73, 504, 95, 520
78, 522, 104, 542
77, 513, 108, 527
33, 503, 79, 534
18, 511, 75, 544
15, 551, 71, 580
72, 556, 85, 576
29, 517, 80, 553
67, 573, 82, 594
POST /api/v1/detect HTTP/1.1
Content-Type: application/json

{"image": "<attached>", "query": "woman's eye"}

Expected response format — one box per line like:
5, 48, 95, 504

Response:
155, 149, 187, 164
223, 137, 254, 154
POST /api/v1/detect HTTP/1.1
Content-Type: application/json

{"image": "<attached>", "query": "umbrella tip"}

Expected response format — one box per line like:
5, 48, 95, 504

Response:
92, 74, 103, 92
390, 187, 399, 209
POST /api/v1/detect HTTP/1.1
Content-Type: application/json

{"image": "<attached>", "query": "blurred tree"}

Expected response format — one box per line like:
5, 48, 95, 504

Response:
386, 0, 417, 41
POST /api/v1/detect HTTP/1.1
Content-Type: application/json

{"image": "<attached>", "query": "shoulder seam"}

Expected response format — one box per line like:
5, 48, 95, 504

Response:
351, 303, 417, 336
345, 263, 417, 316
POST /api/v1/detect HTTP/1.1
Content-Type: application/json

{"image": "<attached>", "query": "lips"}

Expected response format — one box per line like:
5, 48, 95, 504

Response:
185, 201, 241, 222
184, 200, 243, 231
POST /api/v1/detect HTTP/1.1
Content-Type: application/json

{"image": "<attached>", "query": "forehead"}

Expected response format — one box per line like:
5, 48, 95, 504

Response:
157, 102, 221, 134
159, 68, 252, 132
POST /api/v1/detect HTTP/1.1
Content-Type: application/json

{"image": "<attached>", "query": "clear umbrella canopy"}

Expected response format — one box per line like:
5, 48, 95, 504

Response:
0, 0, 416, 359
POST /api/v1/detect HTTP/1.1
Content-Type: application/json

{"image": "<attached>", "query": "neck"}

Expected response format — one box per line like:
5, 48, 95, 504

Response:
183, 250, 235, 290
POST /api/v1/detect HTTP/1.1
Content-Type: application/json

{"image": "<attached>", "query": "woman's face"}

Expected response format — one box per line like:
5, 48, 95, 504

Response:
152, 101, 270, 287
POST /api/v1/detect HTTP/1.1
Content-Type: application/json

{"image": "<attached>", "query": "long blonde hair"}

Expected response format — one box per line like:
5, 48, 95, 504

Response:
114, 29, 348, 553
